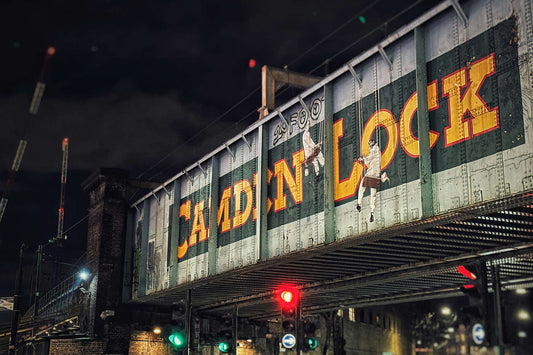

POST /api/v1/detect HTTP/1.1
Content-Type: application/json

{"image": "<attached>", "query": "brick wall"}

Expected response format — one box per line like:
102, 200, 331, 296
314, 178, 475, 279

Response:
82, 169, 128, 338
49, 339, 107, 355
128, 330, 172, 355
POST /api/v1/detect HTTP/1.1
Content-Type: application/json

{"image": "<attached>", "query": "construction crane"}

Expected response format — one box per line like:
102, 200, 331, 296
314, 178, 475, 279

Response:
0, 46, 56, 225
54, 138, 69, 243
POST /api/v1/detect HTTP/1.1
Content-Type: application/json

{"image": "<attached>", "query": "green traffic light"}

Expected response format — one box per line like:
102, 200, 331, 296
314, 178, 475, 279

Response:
305, 337, 318, 350
218, 341, 232, 353
168, 332, 185, 348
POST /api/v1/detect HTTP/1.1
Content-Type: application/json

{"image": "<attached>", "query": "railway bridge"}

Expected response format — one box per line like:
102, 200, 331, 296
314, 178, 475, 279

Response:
4, 0, 533, 353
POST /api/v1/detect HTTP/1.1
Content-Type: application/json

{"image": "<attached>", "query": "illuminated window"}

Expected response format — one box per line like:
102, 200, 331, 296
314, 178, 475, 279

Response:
348, 308, 355, 322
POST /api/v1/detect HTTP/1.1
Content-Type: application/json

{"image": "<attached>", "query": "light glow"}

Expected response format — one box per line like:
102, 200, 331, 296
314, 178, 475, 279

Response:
79, 269, 89, 281
441, 306, 451, 316
518, 310, 530, 321
281, 291, 293, 303
516, 288, 527, 295
458, 265, 477, 280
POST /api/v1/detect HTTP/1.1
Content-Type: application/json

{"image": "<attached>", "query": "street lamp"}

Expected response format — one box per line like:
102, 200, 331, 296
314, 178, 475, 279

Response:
79, 269, 89, 281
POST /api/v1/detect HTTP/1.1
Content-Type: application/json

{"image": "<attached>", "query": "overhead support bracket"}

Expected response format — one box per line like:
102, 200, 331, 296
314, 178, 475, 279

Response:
150, 190, 160, 204
224, 143, 235, 160
240, 134, 252, 151
161, 185, 171, 199
346, 65, 362, 87
196, 162, 207, 177
277, 111, 291, 134
184, 170, 194, 184
297, 96, 311, 119
449, 0, 468, 27
128, 179, 162, 190
259, 65, 322, 120
377, 45, 393, 70
133, 205, 141, 214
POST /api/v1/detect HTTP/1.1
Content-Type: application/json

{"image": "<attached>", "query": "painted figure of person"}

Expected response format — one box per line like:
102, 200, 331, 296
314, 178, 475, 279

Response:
302, 120, 324, 177
356, 139, 389, 222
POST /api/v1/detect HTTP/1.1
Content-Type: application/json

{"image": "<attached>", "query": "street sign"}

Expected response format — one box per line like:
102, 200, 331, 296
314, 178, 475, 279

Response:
472, 323, 485, 345
282, 333, 296, 349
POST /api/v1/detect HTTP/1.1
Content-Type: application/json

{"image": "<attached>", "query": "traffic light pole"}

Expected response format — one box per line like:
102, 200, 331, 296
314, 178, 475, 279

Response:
186, 289, 191, 355
296, 303, 301, 354
232, 305, 238, 355
491, 264, 504, 347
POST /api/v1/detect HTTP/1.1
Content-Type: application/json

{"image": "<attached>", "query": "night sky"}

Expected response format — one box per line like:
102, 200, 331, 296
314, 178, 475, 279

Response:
0, 0, 441, 299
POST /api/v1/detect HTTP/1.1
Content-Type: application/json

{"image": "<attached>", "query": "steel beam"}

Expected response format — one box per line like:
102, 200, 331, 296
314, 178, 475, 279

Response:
324, 84, 336, 243
169, 181, 181, 286
415, 26, 435, 218
208, 157, 219, 276
258, 125, 269, 261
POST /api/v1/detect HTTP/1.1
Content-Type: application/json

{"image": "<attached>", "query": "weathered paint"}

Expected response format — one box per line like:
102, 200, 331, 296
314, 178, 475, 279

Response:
129, 0, 533, 298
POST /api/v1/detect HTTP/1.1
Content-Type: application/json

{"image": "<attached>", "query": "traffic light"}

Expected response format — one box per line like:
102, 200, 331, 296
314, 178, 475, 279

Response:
217, 315, 235, 354
279, 287, 299, 350
302, 317, 318, 351
458, 261, 491, 345
166, 300, 188, 351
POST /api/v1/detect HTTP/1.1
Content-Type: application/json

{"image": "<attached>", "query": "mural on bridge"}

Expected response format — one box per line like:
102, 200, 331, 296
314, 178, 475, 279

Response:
128, 1, 532, 297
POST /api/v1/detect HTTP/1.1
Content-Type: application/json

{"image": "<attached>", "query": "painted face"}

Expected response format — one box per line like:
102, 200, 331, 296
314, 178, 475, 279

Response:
368, 140, 375, 147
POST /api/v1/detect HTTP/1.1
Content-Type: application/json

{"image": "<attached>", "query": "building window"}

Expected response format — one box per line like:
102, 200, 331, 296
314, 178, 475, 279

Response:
348, 308, 356, 322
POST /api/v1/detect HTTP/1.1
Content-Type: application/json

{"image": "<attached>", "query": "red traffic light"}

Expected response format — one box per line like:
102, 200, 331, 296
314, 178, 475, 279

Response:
278, 286, 299, 306
47, 46, 56, 56
248, 58, 256, 68
281, 291, 293, 303
458, 265, 477, 280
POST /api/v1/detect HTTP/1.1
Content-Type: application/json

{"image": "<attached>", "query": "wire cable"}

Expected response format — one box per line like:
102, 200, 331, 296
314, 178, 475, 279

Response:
133, 0, 432, 192
307, 0, 428, 75
136, 87, 260, 181
286, 0, 383, 69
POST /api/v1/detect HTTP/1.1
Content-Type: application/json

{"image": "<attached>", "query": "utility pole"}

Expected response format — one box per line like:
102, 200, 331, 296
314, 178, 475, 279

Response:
8, 244, 25, 355
33, 243, 46, 323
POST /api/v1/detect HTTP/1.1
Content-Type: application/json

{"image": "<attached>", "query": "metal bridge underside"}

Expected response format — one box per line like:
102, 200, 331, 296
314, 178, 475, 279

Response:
130, 193, 533, 321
